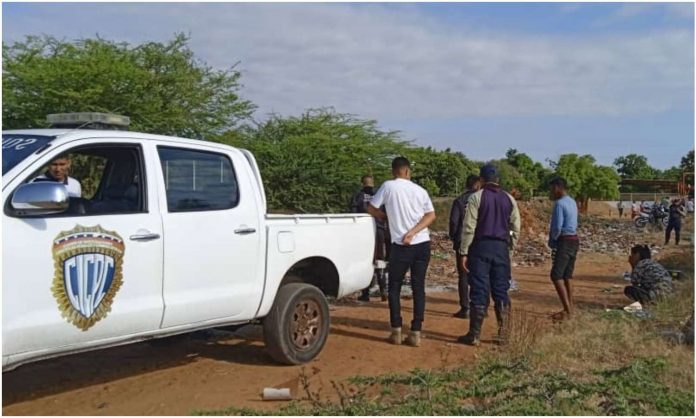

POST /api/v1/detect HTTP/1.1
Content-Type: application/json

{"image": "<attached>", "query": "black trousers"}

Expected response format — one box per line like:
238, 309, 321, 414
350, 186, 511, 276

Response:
455, 252, 469, 310
624, 286, 652, 305
388, 241, 431, 331
665, 221, 681, 245
361, 228, 391, 297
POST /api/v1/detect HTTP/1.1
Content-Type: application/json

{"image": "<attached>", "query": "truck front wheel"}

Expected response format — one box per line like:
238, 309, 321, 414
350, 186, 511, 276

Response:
263, 283, 330, 365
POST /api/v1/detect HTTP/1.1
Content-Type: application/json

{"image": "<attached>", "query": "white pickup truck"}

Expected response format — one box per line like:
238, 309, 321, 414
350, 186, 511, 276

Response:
2, 129, 375, 371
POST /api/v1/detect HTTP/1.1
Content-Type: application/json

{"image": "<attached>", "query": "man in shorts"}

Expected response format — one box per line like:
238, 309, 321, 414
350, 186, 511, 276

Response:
548, 177, 579, 321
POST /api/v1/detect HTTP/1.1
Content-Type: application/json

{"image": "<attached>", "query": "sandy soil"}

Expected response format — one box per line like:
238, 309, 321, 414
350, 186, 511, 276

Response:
3, 251, 637, 416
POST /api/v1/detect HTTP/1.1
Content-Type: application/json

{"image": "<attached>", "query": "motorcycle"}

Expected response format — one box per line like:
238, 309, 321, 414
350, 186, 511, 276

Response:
634, 205, 669, 229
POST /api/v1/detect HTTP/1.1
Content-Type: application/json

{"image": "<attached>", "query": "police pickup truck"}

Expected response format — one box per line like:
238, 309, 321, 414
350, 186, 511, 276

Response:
2, 124, 375, 370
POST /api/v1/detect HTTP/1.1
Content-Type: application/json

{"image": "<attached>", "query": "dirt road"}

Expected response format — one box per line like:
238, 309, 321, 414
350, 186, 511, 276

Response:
3, 251, 638, 415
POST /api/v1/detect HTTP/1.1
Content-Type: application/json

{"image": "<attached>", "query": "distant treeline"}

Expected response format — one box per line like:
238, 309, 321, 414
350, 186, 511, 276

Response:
3, 34, 692, 213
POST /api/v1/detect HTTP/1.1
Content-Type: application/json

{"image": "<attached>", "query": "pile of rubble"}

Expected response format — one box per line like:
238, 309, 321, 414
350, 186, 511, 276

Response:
576, 216, 640, 255
514, 199, 553, 267
429, 199, 651, 270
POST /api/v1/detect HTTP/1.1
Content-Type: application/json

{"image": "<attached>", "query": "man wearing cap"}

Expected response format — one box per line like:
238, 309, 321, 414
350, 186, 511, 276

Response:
457, 163, 521, 346
368, 157, 436, 347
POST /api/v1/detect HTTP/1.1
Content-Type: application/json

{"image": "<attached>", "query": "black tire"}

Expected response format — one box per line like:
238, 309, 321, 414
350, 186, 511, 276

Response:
263, 283, 330, 365
634, 216, 648, 228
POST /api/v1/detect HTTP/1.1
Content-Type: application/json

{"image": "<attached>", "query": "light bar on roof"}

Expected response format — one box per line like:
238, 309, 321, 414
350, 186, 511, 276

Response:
47, 112, 130, 128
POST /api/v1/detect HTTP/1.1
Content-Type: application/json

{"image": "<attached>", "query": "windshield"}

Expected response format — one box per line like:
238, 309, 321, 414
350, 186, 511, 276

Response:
2, 134, 55, 175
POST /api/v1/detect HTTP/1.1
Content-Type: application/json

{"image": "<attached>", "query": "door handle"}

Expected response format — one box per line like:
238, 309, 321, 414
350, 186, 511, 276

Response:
129, 232, 161, 242
234, 227, 257, 235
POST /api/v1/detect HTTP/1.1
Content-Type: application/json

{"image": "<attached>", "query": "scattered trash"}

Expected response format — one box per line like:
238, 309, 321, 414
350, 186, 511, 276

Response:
660, 330, 686, 345
262, 388, 292, 401
667, 270, 683, 280
623, 301, 642, 313
632, 309, 653, 319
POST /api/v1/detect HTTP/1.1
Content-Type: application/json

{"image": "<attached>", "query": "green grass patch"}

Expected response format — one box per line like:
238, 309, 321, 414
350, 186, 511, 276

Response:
193, 355, 693, 416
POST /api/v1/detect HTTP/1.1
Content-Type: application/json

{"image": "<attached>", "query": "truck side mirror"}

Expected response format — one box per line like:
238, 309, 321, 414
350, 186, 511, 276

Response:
11, 182, 69, 215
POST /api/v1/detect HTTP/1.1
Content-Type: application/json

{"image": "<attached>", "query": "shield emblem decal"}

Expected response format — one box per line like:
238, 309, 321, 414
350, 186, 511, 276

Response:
52, 225, 125, 331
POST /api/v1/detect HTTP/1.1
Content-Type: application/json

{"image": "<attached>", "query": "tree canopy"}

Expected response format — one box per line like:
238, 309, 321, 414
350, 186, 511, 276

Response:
2, 33, 685, 212
613, 154, 656, 180
503, 149, 553, 197
220, 109, 409, 213
553, 154, 620, 212
2, 34, 254, 138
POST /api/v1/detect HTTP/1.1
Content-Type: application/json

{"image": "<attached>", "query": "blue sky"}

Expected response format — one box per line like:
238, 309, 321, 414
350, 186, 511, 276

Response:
3, 2, 694, 169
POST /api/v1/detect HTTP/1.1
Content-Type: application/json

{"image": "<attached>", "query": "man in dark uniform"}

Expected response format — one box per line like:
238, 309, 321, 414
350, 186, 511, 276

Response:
457, 164, 520, 346
448, 174, 480, 318
350, 175, 390, 301
665, 199, 686, 245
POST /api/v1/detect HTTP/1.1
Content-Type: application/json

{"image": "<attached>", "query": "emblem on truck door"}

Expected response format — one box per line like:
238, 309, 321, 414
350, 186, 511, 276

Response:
51, 225, 125, 331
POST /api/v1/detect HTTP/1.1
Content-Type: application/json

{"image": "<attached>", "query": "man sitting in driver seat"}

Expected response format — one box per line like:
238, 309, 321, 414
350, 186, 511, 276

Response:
32, 154, 82, 198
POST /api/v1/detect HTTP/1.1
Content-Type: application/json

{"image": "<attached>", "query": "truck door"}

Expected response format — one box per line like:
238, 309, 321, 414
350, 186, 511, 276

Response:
2, 141, 164, 357
156, 145, 263, 327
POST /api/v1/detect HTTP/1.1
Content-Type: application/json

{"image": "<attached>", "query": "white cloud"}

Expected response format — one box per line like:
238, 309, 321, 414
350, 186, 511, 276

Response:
3, 3, 694, 123
665, 2, 694, 19
606, 2, 693, 22
558, 3, 582, 14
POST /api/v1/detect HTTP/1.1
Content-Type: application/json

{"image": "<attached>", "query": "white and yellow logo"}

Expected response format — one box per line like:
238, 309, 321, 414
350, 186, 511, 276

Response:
51, 225, 125, 331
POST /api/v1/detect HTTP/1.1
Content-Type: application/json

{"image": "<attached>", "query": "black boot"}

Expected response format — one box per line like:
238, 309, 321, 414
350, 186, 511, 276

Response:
453, 308, 469, 319
358, 288, 370, 302
494, 303, 511, 345
457, 305, 486, 346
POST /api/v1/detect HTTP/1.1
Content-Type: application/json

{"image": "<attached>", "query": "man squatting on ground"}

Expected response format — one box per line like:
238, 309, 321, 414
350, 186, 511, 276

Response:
624, 244, 673, 305
449, 174, 481, 319
457, 164, 521, 346
368, 157, 436, 347
548, 177, 579, 321
349, 174, 391, 301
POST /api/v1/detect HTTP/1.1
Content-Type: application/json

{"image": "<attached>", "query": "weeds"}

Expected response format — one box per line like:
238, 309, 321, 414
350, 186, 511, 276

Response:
194, 250, 694, 416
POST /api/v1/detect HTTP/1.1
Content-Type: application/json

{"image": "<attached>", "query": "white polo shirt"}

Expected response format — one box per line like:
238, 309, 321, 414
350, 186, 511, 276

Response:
32, 174, 82, 198
370, 178, 434, 245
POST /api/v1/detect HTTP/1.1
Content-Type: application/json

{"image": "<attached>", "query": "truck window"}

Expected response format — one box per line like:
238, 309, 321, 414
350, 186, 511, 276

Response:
158, 147, 239, 212
13, 145, 146, 217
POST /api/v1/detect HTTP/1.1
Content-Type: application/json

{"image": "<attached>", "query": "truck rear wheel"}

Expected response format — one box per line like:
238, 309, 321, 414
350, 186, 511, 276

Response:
263, 283, 330, 365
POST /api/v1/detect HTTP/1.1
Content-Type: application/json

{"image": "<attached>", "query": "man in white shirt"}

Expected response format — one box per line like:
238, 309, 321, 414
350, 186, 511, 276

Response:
368, 157, 436, 347
32, 155, 82, 198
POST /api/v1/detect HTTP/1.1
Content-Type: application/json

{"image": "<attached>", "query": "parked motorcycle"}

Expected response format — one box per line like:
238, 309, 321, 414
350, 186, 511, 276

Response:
634, 205, 669, 229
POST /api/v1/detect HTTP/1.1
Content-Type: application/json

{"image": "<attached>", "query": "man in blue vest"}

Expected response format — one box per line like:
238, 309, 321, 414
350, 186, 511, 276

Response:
457, 164, 520, 346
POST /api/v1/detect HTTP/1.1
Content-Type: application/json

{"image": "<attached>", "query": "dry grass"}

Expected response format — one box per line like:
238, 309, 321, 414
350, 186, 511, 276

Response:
502, 246, 695, 395
504, 307, 546, 359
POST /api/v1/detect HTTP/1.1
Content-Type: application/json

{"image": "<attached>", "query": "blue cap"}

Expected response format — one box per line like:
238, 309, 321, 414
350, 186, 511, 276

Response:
480, 163, 498, 181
